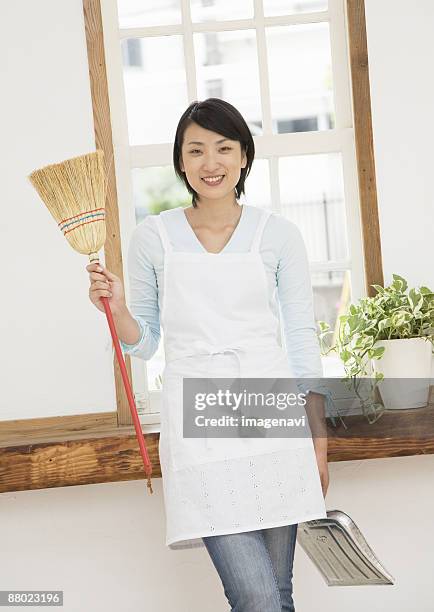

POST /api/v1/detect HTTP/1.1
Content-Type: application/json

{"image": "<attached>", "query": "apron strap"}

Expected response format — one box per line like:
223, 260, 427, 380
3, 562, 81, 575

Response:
250, 208, 272, 252
154, 213, 173, 252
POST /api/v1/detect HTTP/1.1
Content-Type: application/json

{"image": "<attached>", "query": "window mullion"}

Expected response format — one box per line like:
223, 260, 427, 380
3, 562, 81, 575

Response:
100, 0, 150, 403
180, 0, 198, 101
329, 0, 353, 129
129, 129, 352, 168
119, 24, 182, 39
269, 157, 281, 214
255, 129, 346, 156
341, 128, 366, 301
253, 0, 272, 135
309, 261, 352, 274
118, 13, 330, 40
130, 143, 173, 167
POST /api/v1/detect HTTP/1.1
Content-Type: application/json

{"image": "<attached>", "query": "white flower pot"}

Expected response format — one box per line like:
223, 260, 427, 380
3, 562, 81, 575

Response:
372, 337, 433, 409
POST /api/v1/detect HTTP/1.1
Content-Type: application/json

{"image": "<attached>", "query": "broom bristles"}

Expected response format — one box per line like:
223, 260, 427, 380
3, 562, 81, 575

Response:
28, 150, 108, 259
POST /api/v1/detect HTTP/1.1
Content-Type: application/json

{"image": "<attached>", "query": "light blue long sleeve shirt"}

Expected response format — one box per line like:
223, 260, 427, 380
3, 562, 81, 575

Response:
119, 204, 334, 407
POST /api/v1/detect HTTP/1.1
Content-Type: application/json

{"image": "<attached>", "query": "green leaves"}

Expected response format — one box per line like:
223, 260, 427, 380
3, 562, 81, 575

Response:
339, 349, 351, 361
317, 273, 434, 382
420, 286, 434, 296
408, 288, 423, 314
368, 346, 385, 360
391, 274, 408, 293
318, 320, 330, 333
391, 310, 412, 328
347, 314, 361, 333
378, 317, 392, 332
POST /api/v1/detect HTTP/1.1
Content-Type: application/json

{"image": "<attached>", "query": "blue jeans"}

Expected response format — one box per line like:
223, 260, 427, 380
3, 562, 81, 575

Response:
202, 523, 298, 612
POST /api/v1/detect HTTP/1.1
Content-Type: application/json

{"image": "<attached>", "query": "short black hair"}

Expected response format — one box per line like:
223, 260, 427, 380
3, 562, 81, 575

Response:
173, 98, 255, 207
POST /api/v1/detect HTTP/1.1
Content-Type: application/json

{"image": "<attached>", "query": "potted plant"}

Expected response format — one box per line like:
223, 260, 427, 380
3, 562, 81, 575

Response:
318, 274, 434, 420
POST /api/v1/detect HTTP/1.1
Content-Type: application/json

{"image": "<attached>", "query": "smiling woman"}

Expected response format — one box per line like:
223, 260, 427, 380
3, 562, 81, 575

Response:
4, 0, 414, 607
179, 121, 247, 200
169, 99, 255, 254
173, 98, 255, 208
110, 96, 335, 612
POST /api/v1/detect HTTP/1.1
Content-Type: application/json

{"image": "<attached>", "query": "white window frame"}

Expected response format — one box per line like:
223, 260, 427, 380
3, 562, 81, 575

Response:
100, 0, 366, 429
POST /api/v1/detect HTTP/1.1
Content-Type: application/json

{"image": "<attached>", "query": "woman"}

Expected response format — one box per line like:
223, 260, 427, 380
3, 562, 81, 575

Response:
87, 98, 329, 611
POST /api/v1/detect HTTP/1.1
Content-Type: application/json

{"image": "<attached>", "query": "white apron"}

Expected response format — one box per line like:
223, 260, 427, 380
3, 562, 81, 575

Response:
154, 205, 327, 550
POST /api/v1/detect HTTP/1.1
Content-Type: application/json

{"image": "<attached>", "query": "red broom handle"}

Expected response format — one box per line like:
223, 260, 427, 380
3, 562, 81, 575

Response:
100, 295, 153, 494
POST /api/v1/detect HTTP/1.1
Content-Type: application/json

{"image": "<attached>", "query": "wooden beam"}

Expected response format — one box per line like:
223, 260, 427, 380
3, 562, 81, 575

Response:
82, 0, 133, 425
2, 396, 434, 492
326, 398, 434, 460
0, 412, 117, 449
0, 433, 161, 494
346, 0, 384, 295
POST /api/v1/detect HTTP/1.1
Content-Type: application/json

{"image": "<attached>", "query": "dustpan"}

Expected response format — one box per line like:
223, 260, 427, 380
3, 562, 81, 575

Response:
297, 510, 395, 586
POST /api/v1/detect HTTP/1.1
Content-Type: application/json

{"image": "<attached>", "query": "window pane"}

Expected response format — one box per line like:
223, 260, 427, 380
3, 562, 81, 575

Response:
266, 22, 334, 133
121, 36, 188, 145
131, 166, 190, 221
190, 0, 253, 22
278, 153, 348, 262
241, 159, 271, 208
117, 0, 181, 28
131, 167, 190, 391
194, 30, 263, 134
263, 0, 327, 17
311, 270, 349, 377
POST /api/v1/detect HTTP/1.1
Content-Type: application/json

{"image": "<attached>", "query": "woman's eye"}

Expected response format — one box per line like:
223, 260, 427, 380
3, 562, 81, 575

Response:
189, 147, 232, 154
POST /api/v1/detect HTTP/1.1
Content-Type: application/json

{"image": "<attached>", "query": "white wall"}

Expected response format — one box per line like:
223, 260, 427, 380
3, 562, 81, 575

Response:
364, 0, 434, 290
0, 0, 116, 420
1, 1, 434, 611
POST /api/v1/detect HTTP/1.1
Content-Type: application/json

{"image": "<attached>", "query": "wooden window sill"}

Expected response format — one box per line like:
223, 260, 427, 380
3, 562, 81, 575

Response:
326, 398, 434, 461
1, 391, 434, 493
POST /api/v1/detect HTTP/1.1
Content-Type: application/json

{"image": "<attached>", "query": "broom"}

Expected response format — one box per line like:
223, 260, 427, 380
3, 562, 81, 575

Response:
28, 149, 153, 494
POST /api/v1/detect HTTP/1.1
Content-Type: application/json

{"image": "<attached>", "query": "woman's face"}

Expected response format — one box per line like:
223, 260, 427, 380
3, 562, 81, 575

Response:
179, 122, 247, 205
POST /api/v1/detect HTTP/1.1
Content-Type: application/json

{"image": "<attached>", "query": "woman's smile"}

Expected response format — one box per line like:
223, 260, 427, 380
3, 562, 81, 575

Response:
201, 175, 225, 186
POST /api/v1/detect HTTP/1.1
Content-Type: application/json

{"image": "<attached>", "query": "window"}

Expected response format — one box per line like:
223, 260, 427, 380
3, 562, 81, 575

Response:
0, 0, 391, 489
121, 38, 143, 67
101, 0, 368, 422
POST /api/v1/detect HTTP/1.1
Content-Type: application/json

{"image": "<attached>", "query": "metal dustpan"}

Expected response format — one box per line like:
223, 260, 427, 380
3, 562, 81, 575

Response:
297, 510, 395, 586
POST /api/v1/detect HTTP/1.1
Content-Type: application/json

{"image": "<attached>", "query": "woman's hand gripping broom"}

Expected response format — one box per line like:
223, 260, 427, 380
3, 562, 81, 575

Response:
28, 150, 153, 494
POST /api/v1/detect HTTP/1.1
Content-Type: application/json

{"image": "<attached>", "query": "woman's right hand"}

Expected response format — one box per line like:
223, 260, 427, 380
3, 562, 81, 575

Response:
86, 262, 126, 315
